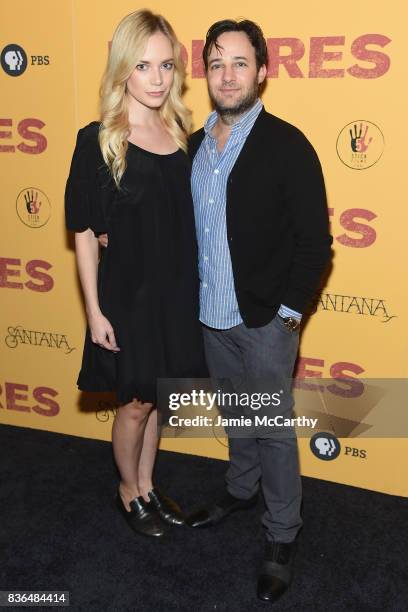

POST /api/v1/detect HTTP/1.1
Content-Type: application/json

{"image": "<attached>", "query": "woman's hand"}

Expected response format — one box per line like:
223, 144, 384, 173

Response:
88, 310, 120, 352
98, 233, 109, 248
74, 230, 118, 351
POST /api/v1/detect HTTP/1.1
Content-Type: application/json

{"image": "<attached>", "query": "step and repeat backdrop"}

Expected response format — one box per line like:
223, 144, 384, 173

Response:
1, 1, 407, 496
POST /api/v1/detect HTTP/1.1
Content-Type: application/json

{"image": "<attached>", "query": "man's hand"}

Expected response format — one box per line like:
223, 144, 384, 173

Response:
87, 310, 120, 352
98, 233, 109, 248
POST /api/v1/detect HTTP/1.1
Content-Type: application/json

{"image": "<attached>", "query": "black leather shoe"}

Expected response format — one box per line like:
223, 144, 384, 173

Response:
148, 488, 185, 526
186, 491, 257, 528
116, 492, 164, 537
257, 541, 296, 602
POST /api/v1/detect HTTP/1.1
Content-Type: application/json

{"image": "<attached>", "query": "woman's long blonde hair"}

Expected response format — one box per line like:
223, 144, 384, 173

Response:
99, 9, 191, 188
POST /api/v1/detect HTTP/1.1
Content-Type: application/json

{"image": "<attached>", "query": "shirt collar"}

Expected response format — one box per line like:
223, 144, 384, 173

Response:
204, 98, 263, 139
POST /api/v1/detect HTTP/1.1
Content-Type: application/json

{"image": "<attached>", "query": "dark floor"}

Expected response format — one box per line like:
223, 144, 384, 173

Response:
0, 424, 407, 612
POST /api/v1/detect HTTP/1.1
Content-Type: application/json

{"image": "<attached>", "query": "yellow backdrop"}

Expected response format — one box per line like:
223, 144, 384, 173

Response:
1, 0, 407, 496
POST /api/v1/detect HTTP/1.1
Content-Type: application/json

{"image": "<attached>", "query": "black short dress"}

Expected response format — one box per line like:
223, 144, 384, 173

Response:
65, 121, 207, 404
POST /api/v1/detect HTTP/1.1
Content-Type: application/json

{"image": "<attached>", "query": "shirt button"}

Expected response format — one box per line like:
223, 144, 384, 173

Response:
214, 169, 219, 174
204, 256, 208, 261
209, 198, 214, 204
205, 227, 209, 233
203, 282, 208, 288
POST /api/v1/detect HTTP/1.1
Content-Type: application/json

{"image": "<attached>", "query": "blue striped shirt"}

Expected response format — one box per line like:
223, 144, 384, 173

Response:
191, 99, 301, 329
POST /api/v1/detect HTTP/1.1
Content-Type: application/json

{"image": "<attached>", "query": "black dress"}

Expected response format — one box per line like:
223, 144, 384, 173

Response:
65, 122, 207, 404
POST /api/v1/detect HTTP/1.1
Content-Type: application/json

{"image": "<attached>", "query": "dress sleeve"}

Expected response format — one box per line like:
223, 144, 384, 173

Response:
64, 124, 107, 234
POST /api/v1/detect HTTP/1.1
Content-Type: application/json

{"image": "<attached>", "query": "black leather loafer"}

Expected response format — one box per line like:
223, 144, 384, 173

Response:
116, 492, 164, 538
148, 488, 185, 526
186, 491, 258, 528
257, 541, 296, 602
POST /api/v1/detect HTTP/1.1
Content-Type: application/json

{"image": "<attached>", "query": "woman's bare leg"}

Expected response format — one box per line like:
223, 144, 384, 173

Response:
138, 407, 159, 500
112, 398, 153, 510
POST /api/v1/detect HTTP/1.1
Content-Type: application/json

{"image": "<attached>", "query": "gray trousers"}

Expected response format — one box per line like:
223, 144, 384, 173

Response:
202, 314, 302, 543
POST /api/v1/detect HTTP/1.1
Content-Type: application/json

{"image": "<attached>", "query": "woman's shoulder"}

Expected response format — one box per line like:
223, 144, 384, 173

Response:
76, 121, 101, 147
72, 122, 105, 168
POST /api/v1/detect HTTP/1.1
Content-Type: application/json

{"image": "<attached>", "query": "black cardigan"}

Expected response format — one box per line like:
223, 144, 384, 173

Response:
189, 108, 333, 328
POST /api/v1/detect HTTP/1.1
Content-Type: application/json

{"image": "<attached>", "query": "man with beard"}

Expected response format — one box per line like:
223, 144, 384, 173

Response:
186, 19, 332, 602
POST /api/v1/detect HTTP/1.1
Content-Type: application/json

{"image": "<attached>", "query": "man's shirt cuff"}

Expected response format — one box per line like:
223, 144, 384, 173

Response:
278, 305, 302, 320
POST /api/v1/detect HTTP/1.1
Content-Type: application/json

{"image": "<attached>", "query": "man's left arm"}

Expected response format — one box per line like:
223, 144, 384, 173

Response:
280, 129, 333, 315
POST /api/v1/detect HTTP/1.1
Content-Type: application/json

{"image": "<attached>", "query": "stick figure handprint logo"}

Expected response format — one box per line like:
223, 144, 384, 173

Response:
350, 123, 373, 153
25, 190, 42, 215
1, 44, 27, 76
16, 187, 51, 228
337, 120, 384, 170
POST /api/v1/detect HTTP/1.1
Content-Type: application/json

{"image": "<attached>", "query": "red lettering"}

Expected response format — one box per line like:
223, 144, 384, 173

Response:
25, 260, 54, 292
0, 118, 14, 152
267, 38, 304, 78
295, 358, 364, 397
309, 36, 345, 78
337, 208, 377, 248
192, 39, 205, 77
180, 43, 188, 67
189, 34, 391, 79
348, 34, 391, 79
0, 258, 54, 291
0, 382, 59, 416
17, 118, 47, 154
327, 362, 365, 398
6, 382, 30, 412
0, 258, 23, 289
32, 387, 60, 417
295, 357, 325, 391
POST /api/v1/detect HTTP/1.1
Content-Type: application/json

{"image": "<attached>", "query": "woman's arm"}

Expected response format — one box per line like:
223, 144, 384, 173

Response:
75, 230, 120, 352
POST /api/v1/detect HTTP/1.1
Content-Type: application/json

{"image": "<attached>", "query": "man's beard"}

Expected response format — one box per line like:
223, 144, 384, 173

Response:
209, 77, 259, 122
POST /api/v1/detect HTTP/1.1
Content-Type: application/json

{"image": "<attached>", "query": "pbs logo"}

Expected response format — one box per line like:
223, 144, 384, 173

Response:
1, 44, 28, 76
310, 432, 341, 461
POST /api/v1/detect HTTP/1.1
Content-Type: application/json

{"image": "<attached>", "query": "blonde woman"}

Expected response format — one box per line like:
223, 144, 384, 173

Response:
65, 10, 206, 538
